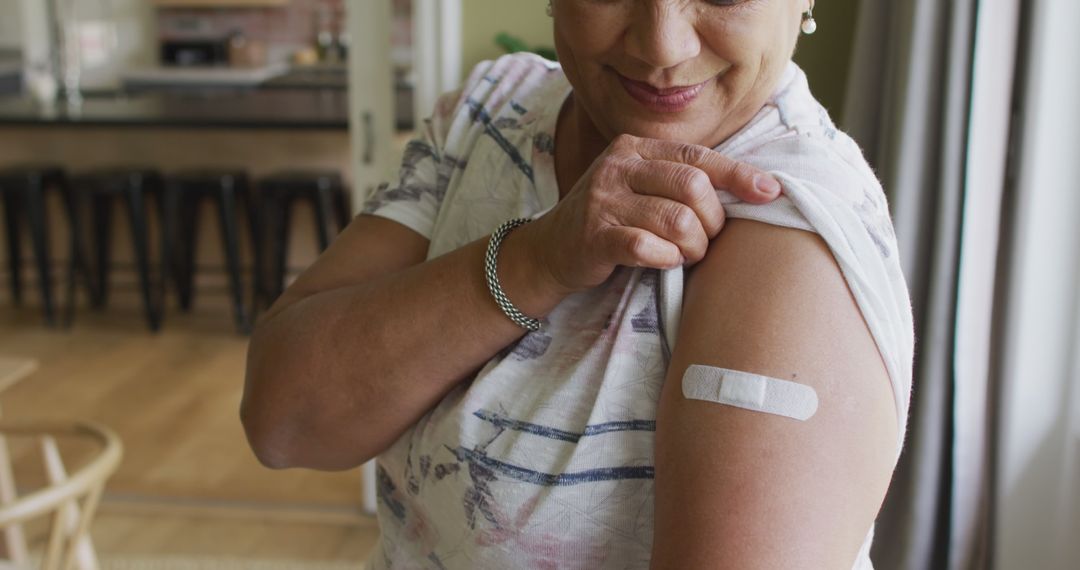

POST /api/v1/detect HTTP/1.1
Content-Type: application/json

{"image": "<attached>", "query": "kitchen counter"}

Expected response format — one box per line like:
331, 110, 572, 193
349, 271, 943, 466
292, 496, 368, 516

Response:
0, 88, 350, 130
121, 63, 290, 89
261, 64, 348, 90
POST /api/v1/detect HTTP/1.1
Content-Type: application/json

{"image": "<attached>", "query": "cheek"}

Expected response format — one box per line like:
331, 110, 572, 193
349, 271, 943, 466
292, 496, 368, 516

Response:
699, 15, 796, 91
699, 12, 791, 67
553, 9, 623, 69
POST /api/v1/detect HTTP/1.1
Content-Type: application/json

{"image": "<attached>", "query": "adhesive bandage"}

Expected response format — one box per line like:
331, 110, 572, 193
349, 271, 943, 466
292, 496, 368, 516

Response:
681, 365, 819, 421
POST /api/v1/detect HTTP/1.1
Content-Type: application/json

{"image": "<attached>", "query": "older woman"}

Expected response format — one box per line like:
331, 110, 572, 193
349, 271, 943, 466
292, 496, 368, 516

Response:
242, 1, 913, 568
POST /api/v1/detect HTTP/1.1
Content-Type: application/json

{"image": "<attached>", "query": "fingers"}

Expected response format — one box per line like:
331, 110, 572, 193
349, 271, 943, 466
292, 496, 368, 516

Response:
612, 194, 711, 265
625, 135, 782, 204
574, 135, 780, 276
622, 160, 726, 239
599, 226, 684, 270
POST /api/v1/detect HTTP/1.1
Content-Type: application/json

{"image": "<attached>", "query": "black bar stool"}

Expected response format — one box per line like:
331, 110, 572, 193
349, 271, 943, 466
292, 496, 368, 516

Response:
257, 170, 350, 304
74, 168, 166, 331
166, 169, 260, 334
0, 165, 91, 326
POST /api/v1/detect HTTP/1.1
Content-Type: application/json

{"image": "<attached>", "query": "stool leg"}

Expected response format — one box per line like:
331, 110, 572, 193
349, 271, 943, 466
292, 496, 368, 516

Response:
90, 194, 113, 309
1, 191, 22, 306
334, 188, 351, 233
25, 182, 56, 326
246, 191, 265, 314
177, 194, 200, 312
151, 179, 169, 323
270, 194, 292, 303
62, 182, 92, 327
259, 190, 274, 303
313, 187, 334, 252
161, 182, 178, 313
125, 186, 161, 332
217, 185, 250, 334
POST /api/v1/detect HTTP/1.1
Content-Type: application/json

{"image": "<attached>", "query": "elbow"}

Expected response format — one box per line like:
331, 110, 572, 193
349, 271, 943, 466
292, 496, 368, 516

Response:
241, 395, 378, 470
240, 371, 312, 469
242, 332, 307, 470
241, 367, 377, 471
240, 397, 298, 470
242, 326, 381, 471
246, 434, 294, 470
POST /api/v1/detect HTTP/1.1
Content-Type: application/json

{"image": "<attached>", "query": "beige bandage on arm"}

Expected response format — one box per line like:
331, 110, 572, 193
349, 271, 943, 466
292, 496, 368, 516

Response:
681, 365, 819, 421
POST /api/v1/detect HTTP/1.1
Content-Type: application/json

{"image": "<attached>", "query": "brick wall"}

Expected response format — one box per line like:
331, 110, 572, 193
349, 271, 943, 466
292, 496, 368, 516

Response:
158, 0, 411, 60
158, 0, 347, 44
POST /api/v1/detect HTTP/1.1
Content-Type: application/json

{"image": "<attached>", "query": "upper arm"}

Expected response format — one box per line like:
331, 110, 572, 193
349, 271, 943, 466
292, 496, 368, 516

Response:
260, 214, 429, 323
257, 82, 470, 322
258, 87, 465, 323
650, 219, 898, 569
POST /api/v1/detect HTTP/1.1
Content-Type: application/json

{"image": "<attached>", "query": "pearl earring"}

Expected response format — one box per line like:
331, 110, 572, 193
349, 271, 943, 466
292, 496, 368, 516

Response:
801, 7, 818, 35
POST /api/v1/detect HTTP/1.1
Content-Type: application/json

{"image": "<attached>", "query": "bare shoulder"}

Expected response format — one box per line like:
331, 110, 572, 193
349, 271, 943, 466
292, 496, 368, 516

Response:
650, 219, 898, 569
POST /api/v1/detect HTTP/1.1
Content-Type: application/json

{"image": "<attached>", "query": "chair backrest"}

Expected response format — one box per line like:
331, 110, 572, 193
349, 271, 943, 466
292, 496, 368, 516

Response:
0, 421, 123, 570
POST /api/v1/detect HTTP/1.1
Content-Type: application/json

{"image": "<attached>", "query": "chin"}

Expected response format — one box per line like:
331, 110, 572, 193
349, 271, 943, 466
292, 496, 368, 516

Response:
601, 115, 719, 147
585, 92, 733, 148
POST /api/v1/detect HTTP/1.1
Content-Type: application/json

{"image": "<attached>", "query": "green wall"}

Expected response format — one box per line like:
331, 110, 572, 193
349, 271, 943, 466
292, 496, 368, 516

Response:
461, 0, 552, 79
792, 0, 859, 119
460, 0, 859, 118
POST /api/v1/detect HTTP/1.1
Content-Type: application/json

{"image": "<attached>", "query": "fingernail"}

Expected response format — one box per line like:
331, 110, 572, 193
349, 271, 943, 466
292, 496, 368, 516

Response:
754, 174, 782, 196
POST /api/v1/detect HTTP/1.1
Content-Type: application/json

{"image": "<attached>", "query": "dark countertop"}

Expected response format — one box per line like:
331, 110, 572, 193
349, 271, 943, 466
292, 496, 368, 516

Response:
0, 88, 351, 130
262, 64, 348, 90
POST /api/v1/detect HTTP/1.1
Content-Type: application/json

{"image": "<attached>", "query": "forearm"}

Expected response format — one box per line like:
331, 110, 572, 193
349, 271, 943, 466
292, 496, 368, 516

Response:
242, 227, 565, 470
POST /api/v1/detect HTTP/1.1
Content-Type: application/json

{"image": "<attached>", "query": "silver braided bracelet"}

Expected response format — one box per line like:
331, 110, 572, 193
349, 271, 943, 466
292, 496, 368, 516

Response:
485, 218, 542, 332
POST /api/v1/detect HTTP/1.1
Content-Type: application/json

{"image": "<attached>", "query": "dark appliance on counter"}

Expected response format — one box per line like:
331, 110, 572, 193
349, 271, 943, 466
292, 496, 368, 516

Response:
0, 71, 20, 96
0, 50, 22, 95
161, 39, 230, 67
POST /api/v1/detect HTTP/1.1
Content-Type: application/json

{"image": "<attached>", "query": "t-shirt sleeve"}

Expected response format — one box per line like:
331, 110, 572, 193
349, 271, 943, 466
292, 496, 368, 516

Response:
359, 89, 463, 239
716, 137, 915, 456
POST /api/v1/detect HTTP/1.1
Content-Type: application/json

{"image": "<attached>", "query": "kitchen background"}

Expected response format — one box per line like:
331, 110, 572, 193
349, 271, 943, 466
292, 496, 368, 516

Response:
0, 0, 857, 112
0, 0, 858, 333
0, 0, 878, 568
3, 2, 1076, 569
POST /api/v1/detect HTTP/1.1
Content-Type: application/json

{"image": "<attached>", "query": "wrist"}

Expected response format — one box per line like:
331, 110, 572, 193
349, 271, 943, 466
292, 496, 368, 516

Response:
494, 222, 574, 320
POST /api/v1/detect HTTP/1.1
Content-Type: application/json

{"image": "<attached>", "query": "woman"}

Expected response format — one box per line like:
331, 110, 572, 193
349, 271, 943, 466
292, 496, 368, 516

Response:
243, 1, 913, 568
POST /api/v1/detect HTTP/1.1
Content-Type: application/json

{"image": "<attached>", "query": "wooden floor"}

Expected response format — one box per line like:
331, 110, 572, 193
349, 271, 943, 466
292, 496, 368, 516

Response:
0, 297, 381, 563
18, 511, 379, 563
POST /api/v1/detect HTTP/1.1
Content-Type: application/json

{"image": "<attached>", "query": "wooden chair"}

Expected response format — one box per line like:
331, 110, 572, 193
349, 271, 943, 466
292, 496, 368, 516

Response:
0, 421, 123, 570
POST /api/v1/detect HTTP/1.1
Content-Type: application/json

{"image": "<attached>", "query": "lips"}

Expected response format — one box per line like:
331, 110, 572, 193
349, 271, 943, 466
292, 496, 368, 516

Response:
616, 72, 712, 113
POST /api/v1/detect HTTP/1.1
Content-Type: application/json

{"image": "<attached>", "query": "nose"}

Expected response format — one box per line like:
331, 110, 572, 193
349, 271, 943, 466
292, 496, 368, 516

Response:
624, 3, 702, 70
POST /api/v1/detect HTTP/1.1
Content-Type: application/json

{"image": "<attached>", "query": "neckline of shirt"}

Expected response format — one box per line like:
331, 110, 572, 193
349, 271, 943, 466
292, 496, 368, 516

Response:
531, 74, 574, 214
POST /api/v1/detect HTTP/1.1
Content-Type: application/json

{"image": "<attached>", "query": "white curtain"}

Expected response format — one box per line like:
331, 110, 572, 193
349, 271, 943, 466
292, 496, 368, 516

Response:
950, 0, 1022, 567
841, 0, 1019, 567
845, 0, 1080, 567
992, 0, 1080, 567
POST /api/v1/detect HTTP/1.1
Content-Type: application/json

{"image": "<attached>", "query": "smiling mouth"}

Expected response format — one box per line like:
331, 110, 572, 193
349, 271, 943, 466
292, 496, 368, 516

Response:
615, 72, 714, 113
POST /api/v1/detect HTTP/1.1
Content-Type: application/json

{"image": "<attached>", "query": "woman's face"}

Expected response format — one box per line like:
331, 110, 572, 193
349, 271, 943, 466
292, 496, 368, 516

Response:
553, 0, 807, 148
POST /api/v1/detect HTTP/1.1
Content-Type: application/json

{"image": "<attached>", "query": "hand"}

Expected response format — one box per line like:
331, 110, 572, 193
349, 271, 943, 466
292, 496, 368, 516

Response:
522, 134, 782, 294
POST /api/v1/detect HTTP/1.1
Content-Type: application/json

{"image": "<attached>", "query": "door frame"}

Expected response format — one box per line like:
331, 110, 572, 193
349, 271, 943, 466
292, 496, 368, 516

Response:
411, 0, 462, 126
346, 0, 462, 211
